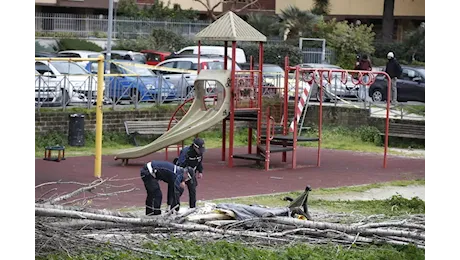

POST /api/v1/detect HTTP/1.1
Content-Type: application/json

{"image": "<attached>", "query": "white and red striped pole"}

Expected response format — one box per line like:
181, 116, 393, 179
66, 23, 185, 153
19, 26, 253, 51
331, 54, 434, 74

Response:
289, 83, 311, 132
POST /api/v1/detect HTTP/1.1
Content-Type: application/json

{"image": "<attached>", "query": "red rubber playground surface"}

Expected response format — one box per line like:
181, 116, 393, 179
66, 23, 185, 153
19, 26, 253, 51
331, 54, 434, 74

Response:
35, 147, 425, 210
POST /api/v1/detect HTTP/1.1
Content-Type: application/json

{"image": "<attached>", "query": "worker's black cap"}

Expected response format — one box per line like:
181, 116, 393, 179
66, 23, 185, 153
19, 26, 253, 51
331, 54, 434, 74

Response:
193, 138, 205, 154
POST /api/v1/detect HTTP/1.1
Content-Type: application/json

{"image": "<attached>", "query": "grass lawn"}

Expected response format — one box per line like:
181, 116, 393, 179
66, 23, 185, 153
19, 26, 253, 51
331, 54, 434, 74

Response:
35, 126, 424, 158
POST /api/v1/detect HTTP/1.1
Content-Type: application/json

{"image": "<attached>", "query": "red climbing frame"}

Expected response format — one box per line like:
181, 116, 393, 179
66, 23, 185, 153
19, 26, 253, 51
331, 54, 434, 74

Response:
284, 60, 392, 169
179, 40, 392, 170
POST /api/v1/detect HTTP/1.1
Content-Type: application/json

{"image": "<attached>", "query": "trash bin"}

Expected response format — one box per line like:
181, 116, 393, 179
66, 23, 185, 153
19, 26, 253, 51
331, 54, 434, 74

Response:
68, 114, 85, 147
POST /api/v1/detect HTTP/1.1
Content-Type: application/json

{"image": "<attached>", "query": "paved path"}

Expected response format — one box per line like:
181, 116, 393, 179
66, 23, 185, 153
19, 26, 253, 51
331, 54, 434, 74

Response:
35, 147, 424, 210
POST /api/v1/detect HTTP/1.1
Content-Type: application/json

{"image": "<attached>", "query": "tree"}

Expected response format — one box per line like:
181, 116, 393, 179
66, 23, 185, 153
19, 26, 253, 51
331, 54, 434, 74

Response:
246, 12, 282, 38
311, 0, 330, 15
403, 23, 425, 62
314, 19, 375, 69
382, 0, 395, 42
193, 0, 260, 21
117, 0, 198, 20
279, 5, 321, 40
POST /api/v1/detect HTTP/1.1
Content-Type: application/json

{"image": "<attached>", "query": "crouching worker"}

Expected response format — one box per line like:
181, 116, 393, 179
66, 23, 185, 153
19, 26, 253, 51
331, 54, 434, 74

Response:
172, 138, 205, 209
140, 160, 195, 216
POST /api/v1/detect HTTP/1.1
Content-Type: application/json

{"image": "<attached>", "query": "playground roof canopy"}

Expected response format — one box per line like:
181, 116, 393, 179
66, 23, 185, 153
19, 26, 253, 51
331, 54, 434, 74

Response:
195, 11, 267, 42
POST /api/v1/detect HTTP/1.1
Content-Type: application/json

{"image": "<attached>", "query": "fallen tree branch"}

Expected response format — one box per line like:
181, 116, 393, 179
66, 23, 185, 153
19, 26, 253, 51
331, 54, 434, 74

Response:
47, 178, 107, 204
261, 217, 425, 240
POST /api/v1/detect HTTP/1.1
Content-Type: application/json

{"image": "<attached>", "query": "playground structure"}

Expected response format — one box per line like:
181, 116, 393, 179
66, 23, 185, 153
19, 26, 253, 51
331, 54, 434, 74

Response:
113, 11, 392, 171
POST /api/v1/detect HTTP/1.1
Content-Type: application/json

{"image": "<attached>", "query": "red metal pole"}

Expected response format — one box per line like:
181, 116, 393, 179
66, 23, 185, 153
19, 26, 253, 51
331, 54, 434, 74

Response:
317, 70, 323, 167
257, 42, 264, 149
248, 55, 254, 154
222, 41, 228, 162
282, 56, 289, 162
292, 66, 300, 169
228, 41, 237, 167
265, 106, 271, 171
197, 41, 201, 74
384, 76, 391, 168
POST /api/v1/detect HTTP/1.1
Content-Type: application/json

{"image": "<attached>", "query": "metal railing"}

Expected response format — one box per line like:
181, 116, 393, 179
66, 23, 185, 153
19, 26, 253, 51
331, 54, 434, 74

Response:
301, 48, 336, 64
35, 73, 184, 111
35, 12, 211, 39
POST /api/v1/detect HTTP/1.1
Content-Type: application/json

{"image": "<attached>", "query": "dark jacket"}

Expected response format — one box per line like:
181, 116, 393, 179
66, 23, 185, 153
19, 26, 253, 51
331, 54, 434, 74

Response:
142, 161, 184, 187
141, 160, 186, 208
172, 145, 203, 208
177, 146, 204, 173
385, 58, 403, 78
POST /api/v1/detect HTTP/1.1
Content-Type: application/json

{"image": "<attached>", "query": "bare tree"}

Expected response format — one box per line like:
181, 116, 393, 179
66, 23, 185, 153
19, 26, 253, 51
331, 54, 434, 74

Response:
194, 0, 260, 21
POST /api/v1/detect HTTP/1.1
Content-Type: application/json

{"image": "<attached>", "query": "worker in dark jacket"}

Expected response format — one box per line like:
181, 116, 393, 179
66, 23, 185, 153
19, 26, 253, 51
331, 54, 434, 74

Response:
385, 52, 403, 103
140, 160, 195, 215
172, 138, 205, 209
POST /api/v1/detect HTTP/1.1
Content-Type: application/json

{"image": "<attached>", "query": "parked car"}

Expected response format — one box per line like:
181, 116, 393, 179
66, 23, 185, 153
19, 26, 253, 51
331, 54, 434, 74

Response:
238, 63, 310, 99
86, 60, 177, 103
298, 63, 359, 102
100, 50, 147, 64
57, 50, 102, 68
155, 56, 241, 98
172, 46, 247, 63
141, 50, 171, 66
35, 60, 101, 105
35, 52, 57, 57
369, 66, 425, 102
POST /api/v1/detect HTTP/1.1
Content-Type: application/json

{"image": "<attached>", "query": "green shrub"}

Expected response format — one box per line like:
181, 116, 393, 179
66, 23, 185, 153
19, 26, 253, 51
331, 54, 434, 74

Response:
114, 28, 194, 52
371, 57, 387, 67
357, 126, 381, 144
242, 43, 302, 67
57, 38, 103, 52
385, 194, 425, 214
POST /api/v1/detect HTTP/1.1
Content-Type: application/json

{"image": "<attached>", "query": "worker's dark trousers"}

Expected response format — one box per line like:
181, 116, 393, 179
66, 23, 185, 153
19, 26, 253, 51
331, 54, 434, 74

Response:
141, 171, 162, 216
168, 179, 197, 209
186, 180, 197, 208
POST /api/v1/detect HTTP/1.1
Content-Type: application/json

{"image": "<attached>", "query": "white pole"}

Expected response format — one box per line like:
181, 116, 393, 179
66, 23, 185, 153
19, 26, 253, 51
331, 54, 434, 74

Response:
106, 0, 114, 73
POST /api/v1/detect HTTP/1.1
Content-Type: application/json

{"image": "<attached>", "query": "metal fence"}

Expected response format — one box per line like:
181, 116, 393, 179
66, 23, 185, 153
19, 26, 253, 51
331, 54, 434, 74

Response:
35, 13, 211, 39
301, 48, 336, 64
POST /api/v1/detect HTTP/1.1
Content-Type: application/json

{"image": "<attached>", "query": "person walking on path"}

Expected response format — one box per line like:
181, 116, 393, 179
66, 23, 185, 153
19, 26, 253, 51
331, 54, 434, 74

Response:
385, 52, 403, 104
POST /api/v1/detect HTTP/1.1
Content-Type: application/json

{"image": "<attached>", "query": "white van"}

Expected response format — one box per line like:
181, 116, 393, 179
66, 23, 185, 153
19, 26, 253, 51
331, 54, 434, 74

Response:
175, 46, 247, 64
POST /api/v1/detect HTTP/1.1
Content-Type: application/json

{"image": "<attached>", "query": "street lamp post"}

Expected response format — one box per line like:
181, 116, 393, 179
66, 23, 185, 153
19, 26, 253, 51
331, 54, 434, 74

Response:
106, 0, 114, 68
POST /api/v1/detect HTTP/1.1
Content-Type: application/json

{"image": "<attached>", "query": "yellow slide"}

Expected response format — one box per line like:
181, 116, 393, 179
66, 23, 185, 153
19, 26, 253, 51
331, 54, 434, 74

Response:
114, 70, 231, 163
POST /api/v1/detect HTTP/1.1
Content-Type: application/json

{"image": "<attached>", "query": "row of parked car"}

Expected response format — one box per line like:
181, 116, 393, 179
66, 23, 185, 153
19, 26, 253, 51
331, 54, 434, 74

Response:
35, 47, 425, 106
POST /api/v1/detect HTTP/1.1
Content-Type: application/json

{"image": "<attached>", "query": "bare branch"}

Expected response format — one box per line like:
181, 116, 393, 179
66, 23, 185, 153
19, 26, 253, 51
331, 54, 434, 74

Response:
36, 180, 89, 189
47, 178, 107, 205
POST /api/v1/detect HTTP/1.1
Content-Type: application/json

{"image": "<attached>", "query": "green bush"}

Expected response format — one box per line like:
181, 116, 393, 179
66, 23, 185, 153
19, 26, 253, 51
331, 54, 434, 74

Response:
357, 126, 381, 145
242, 43, 302, 67
57, 38, 103, 52
313, 19, 375, 69
115, 28, 194, 52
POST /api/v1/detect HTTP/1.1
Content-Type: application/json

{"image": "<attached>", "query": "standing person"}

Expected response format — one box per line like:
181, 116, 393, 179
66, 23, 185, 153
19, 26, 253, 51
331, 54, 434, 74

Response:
140, 160, 194, 216
385, 52, 403, 104
355, 54, 373, 104
172, 138, 205, 209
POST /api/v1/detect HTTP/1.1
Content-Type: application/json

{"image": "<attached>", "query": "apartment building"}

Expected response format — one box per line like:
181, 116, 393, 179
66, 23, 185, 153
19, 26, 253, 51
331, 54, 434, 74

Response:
35, 0, 424, 40
276, 0, 425, 40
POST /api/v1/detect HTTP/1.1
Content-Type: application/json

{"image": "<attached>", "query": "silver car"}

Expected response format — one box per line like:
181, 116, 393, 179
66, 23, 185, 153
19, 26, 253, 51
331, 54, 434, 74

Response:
299, 63, 360, 102
155, 56, 241, 99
